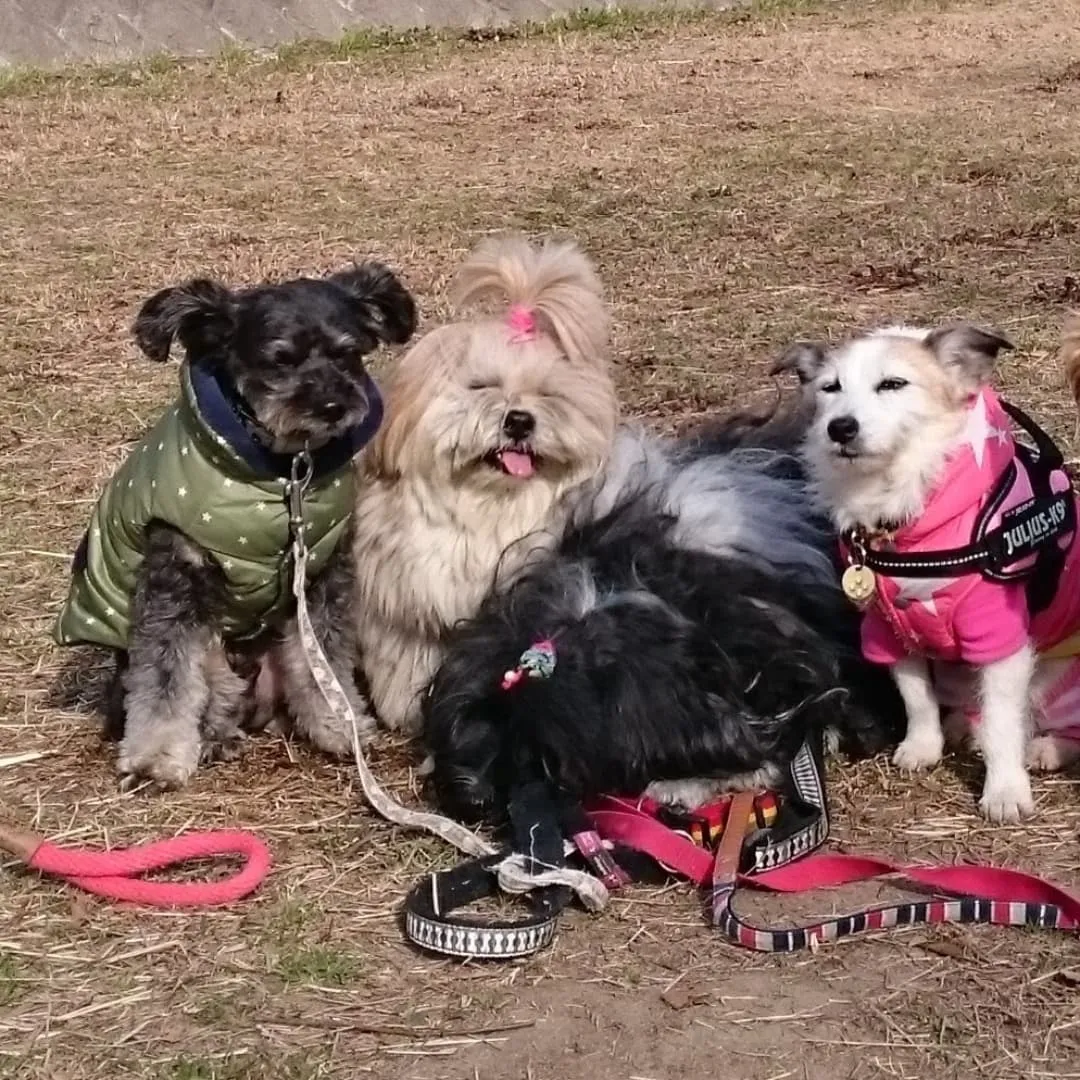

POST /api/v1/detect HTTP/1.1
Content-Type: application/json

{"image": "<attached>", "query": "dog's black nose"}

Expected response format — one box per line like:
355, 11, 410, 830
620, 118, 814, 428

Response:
827, 416, 859, 445
503, 409, 536, 441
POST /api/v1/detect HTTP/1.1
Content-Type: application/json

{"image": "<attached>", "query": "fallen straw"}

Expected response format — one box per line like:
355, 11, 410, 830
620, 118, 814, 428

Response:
0, 751, 50, 769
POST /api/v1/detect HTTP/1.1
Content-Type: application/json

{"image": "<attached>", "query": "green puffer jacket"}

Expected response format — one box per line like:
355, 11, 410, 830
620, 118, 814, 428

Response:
54, 361, 381, 651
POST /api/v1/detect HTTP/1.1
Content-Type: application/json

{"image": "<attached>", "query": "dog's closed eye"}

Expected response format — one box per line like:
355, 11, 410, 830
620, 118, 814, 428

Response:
467, 378, 501, 391
326, 334, 360, 360
821, 379, 841, 394
875, 377, 909, 392
268, 346, 299, 367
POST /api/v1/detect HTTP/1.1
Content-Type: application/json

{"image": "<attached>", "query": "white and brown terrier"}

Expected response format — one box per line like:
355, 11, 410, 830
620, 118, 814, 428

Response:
776, 320, 1080, 823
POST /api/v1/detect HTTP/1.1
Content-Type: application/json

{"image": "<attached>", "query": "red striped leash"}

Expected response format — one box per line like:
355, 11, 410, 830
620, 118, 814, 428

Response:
718, 849, 1080, 952
584, 796, 1080, 952
0, 823, 271, 907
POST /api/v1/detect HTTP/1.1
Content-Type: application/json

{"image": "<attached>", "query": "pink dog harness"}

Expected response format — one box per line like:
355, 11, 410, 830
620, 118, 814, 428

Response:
841, 391, 1080, 737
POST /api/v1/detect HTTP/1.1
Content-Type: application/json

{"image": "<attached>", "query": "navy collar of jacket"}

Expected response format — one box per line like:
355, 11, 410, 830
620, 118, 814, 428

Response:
187, 362, 383, 480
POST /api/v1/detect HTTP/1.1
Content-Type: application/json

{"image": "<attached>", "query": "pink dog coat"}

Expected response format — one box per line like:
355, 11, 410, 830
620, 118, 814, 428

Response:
843, 390, 1080, 738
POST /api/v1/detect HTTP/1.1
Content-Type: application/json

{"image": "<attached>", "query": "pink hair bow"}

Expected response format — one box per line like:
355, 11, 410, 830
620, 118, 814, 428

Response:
506, 304, 538, 344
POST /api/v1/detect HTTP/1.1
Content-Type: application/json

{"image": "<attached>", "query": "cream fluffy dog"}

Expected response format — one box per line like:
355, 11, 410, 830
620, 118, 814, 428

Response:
352, 235, 618, 733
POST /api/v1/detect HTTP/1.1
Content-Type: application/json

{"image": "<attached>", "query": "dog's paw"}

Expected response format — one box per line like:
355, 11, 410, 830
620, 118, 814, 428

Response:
645, 778, 724, 811
1026, 735, 1080, 773
647, 765, 780, 810
892, 730, 944, 771
978, 771, 1035, 824
302, 706, 377, 759
117, 735, 200, 791
201, 730, 248, 765
259, 712, 288, 737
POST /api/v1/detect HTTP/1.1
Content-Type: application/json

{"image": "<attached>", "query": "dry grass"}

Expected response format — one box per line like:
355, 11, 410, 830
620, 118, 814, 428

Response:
1, 0, 1079, 1076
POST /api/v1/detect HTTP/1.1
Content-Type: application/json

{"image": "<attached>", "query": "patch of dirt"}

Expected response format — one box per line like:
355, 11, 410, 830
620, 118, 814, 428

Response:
1032, 275, 1080, 305
2, 1, 1080, 1078
849, 258, 929, 292
1034, 58, 1080, 93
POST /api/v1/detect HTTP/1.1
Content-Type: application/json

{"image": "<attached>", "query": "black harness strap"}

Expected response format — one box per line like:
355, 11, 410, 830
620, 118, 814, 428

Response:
992, 402, 1074, 613
845, 400, 1076, 615
403, 780, 573, 960
403, 852, 568, 959
742, 736, 828, 871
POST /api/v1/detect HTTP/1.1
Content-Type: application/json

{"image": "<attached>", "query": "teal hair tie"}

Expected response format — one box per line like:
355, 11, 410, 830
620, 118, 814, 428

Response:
500, 639, 557, 691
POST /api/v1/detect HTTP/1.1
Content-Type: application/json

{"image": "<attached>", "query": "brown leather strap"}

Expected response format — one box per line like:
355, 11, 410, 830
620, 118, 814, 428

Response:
712, 791, 757, 890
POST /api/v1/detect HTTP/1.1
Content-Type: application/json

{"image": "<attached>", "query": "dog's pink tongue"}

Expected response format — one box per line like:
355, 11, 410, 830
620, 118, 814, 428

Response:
499, 450, 535, 478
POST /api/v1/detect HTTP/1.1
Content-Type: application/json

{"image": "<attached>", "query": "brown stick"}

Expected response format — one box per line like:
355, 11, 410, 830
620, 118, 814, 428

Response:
0, 823, 45, 863
263, 1016, 536, 1039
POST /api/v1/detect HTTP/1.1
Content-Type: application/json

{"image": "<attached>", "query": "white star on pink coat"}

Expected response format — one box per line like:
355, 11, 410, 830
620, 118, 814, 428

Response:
893, 575, 960, 615
963, 392, 1010, 468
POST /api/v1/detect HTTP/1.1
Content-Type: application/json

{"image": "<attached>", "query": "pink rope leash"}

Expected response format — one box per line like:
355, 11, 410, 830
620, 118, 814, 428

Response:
0, 823, 271, 907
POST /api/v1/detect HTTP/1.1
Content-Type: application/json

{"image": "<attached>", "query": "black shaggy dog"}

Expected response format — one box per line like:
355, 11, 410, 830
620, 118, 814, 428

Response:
423, 420, 904, 824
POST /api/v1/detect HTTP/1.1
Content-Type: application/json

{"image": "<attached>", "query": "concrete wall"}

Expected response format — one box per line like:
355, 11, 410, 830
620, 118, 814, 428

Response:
0, 0, 721, 67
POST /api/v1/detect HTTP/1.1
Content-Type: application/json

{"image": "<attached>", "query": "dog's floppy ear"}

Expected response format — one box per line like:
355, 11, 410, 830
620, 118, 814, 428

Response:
362, 326, 460, 480
132, 279, 235, 363
769, 341, 829, 385
924, 322, 1013, 388
328, 261, 418, 347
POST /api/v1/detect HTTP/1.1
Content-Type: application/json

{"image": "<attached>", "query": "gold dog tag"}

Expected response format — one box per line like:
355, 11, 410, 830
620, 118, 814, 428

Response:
841, 564, 877, 608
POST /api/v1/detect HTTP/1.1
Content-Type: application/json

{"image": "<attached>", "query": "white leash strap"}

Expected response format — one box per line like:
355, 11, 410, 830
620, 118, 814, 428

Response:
496, 854, 608, 911
286, 455, 606, 910
291, 535, 496, 859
